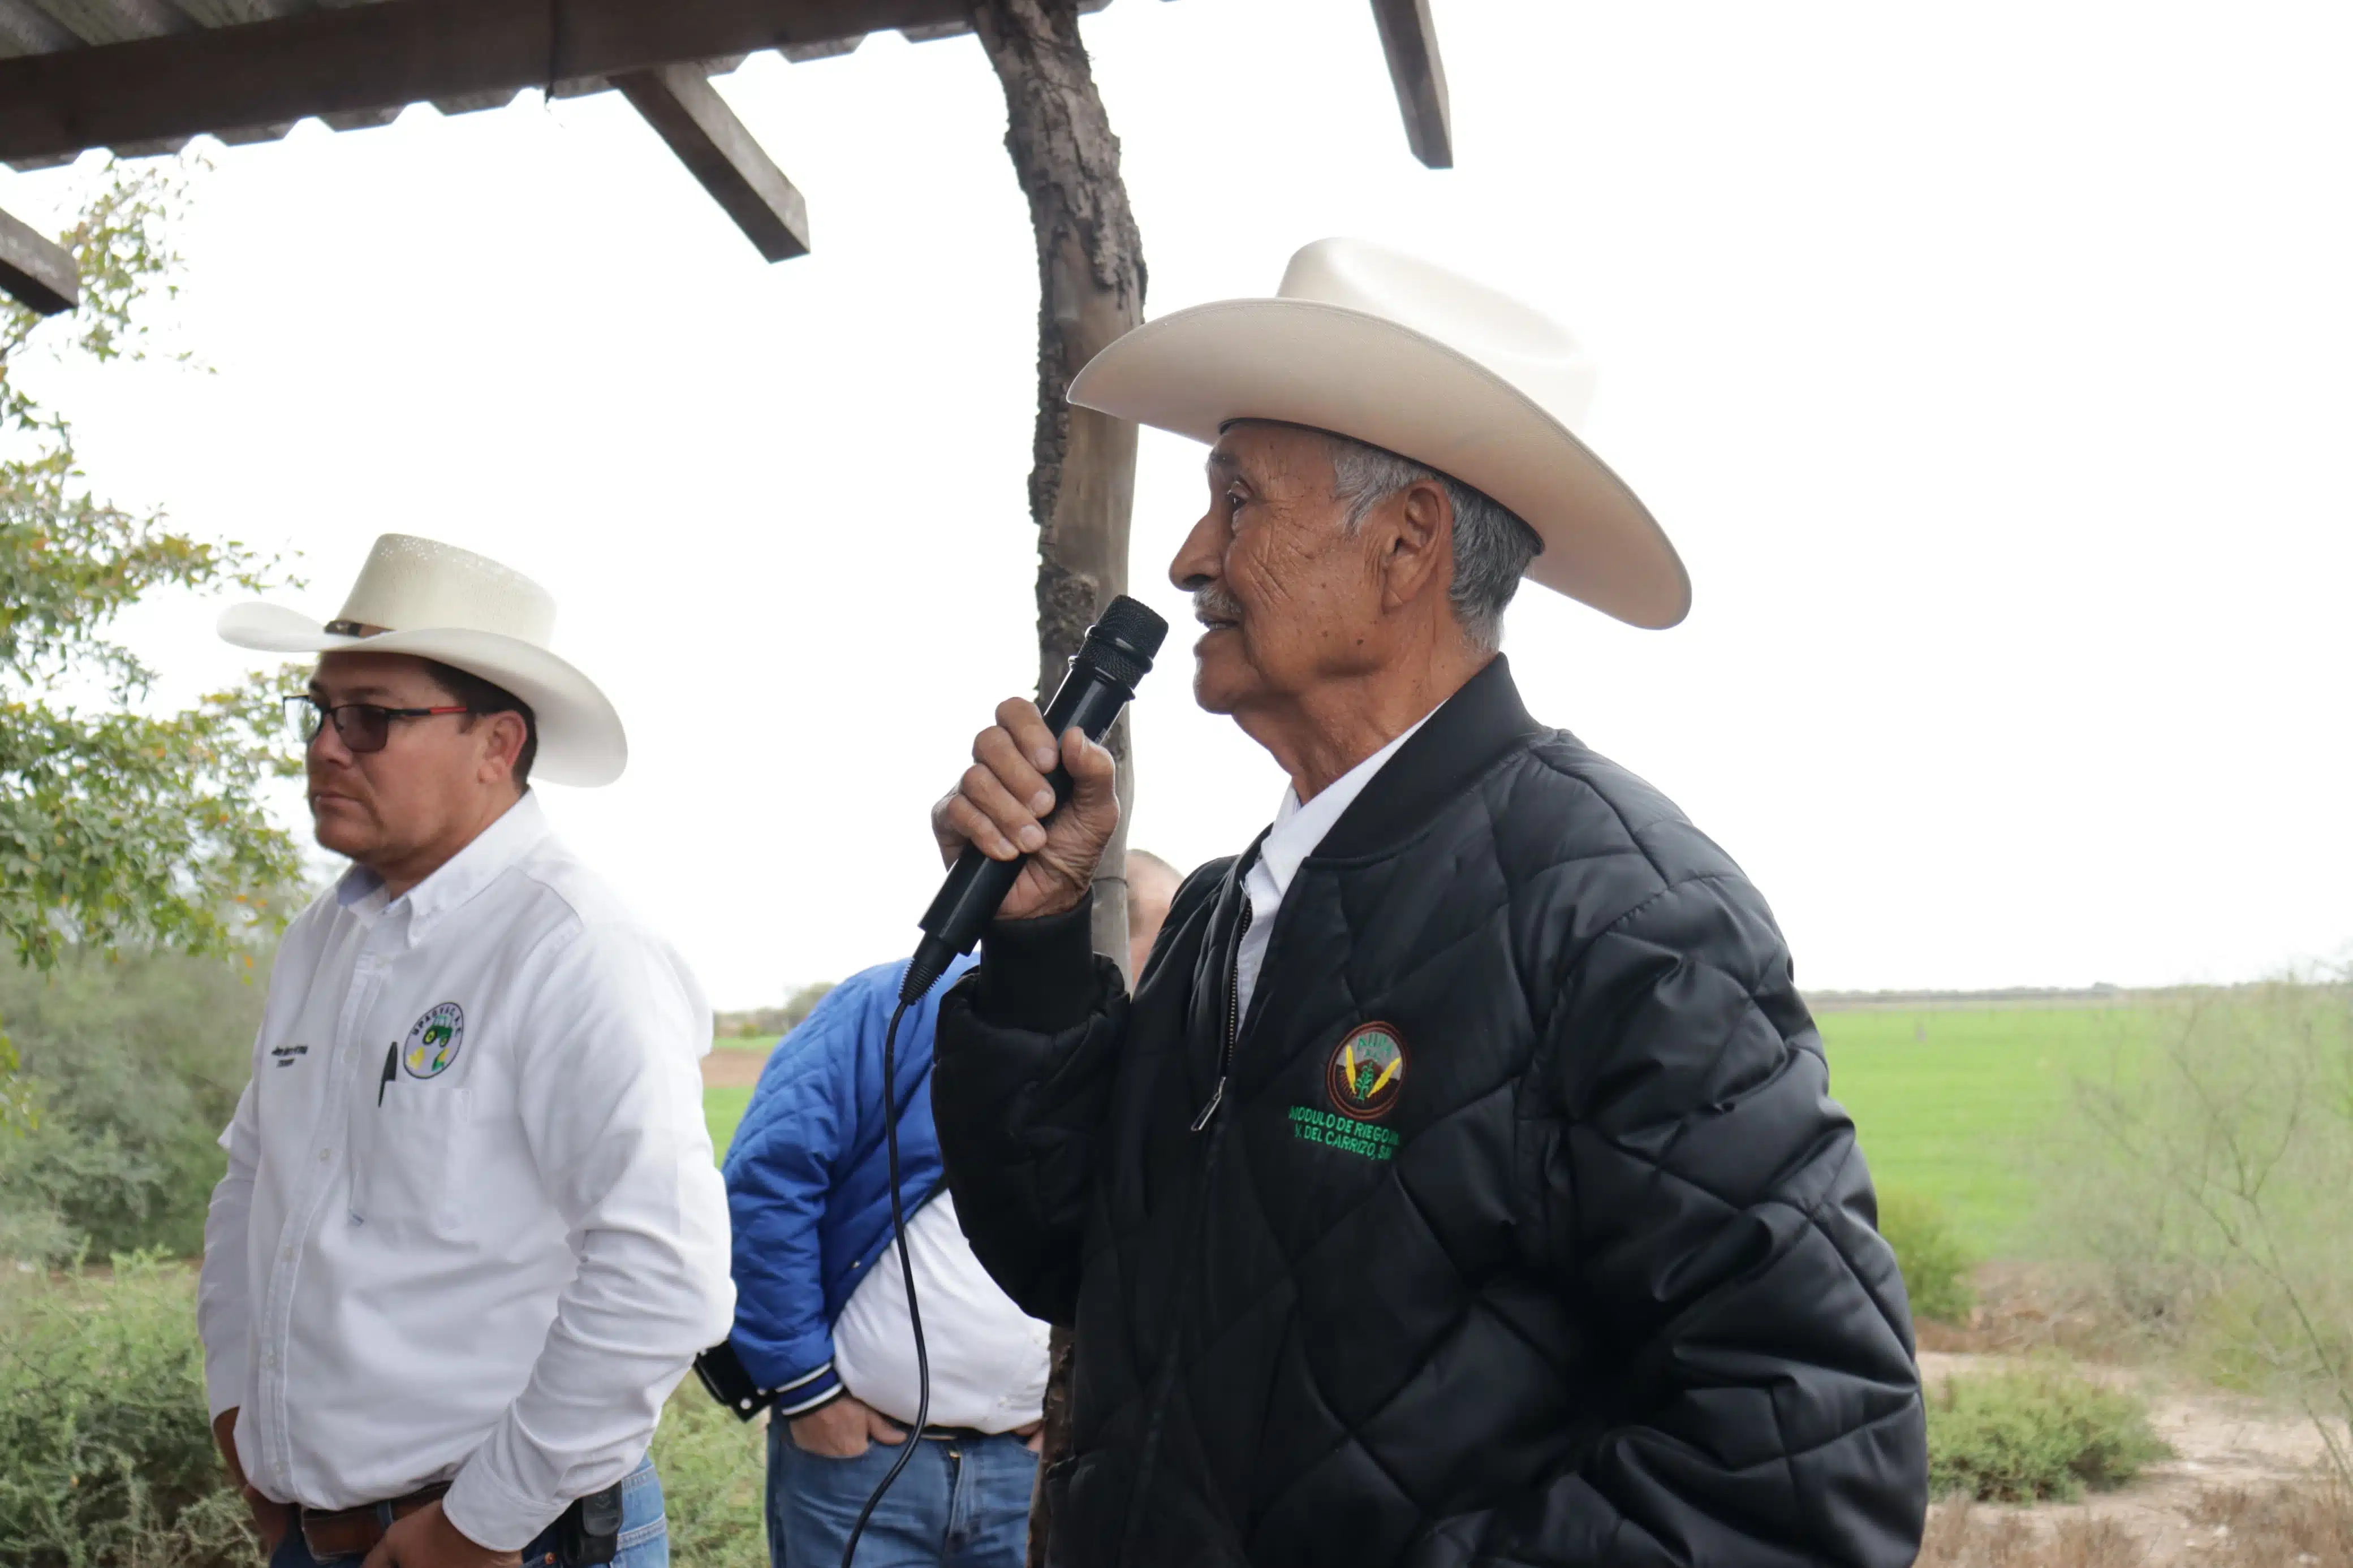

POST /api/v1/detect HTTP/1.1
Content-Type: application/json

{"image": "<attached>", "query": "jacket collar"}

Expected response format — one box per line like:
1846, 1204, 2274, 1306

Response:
1313, 654, 1550, 861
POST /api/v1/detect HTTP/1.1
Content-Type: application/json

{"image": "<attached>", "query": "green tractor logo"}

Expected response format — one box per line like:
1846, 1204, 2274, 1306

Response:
403, 1002, 467, 1079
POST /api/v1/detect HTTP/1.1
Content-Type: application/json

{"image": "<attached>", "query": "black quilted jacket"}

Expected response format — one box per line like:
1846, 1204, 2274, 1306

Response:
934, 658, 1927, 1567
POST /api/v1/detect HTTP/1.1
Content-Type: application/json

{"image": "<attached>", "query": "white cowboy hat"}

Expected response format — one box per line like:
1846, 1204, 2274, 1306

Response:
218, 533, 627, 787
1068, 237, 1690, 629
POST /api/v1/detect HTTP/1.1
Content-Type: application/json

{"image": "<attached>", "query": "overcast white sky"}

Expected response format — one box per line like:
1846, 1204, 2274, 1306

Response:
6, 1, 2350, 1005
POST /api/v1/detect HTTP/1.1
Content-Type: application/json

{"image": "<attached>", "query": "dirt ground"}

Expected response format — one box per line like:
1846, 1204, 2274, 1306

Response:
701, 1043, 771, 1090
1919, 1348, 2343, 1564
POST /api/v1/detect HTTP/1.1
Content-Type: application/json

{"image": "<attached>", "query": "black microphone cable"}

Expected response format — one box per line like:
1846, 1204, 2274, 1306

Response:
838, 995, 927, 1568
841, 598, 1165, 1566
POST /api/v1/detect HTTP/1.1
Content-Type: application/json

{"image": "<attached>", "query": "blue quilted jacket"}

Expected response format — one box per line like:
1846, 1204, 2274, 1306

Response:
719, 952, 975, 1413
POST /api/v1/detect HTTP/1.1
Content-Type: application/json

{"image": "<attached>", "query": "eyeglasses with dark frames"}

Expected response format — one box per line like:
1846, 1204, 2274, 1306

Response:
285, 694, 472, 754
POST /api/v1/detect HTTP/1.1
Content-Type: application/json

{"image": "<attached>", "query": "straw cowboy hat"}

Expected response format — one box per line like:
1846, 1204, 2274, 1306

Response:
218, 534, 627, 787
1068, 237, 1691, 629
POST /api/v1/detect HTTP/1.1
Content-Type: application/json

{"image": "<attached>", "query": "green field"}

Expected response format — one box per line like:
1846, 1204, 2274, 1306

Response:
699, 1008, 2160, 1257
704, 1035, 775, 1158
1817, 1006, 2156, 1254
706, 1087, 753, 1157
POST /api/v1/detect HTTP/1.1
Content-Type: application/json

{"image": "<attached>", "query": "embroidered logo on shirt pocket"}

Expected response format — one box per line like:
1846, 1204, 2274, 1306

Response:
403, 1002, 466, 1079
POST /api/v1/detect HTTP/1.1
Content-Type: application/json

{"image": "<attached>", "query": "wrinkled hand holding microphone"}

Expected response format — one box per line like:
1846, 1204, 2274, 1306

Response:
696, 597, 1167, 1568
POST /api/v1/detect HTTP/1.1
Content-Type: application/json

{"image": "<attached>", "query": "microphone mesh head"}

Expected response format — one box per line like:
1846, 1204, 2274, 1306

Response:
1076, 596, 1169, 690
1091, 595, 1169, 663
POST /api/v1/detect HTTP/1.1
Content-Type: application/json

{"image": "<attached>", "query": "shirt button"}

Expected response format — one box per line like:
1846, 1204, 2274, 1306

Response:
281, 1246, 295, 1262
318, 1149, 331, 1164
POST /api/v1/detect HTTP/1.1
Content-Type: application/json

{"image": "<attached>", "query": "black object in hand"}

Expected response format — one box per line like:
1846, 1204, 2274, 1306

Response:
902, 595, 1167, 1005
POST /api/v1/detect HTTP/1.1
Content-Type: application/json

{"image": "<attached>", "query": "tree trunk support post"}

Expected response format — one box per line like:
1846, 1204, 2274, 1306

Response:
972, 2, 1144, 1561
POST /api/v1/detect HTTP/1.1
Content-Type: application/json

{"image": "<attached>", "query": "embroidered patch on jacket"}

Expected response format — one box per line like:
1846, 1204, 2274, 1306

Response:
1326, 1022, 1408, 1122
402, 1002, 465, 1079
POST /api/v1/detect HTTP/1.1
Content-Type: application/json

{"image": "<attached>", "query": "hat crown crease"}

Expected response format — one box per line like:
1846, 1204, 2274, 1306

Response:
334, 533, 558, 646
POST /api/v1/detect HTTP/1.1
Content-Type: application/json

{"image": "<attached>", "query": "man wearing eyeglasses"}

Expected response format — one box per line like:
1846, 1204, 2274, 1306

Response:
198, 535, 733, 1568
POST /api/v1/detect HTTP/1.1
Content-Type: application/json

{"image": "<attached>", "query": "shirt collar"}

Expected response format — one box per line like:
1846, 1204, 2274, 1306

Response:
330, 793, 552, 942
1252, 709, 1435, 906
333, 866, 390, 916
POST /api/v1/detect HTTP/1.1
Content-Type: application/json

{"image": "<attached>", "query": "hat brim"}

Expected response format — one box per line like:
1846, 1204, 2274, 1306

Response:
218, 603, 629, 787
1068, 297, 1691, 630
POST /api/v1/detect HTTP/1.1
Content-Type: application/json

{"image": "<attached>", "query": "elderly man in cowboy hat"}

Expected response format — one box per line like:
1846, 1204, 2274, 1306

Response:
926, 240, 1928, 1568
197, 535, 734, 1568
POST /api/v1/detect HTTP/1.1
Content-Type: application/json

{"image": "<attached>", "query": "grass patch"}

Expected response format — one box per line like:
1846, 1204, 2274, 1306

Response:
2188, 1481, 2353, 1563
0, 1256, 252, 1567
706, 1087, 753, 1159
0, 1262, 770, 1567
648, 1388, 766, 1568
1921, 1480, 2353, 1567
1819, 1007, 2156, 1254
1926, 1364, 2167, 1502
1917, 1498, 2145, 1567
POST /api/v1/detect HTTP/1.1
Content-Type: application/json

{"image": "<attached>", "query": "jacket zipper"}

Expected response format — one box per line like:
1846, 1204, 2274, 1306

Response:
1188, 898, 1252, 1133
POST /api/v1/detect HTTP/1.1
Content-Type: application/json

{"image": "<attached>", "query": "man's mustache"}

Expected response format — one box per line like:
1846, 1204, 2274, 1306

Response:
1193, 588, 1245, 625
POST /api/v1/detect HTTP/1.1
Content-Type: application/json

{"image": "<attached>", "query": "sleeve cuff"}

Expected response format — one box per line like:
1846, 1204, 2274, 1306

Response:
976, 895, 1104, 1033
443, 1456, 566, 1555
777, 1369, 846, 1418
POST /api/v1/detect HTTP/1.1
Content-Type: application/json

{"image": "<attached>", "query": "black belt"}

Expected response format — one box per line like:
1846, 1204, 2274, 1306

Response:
913, 1424, 999, 1443
296, 1480, 621, 1566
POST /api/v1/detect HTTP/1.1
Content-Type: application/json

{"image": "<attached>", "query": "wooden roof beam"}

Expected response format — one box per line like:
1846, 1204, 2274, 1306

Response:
614, 65, 809, 262
1368, 0, 1450, 170
0, 204, 77, 314
0, 0, 971, 165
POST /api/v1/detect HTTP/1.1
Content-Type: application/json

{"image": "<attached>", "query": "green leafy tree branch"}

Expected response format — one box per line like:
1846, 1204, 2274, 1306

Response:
2, 159, 304, 1116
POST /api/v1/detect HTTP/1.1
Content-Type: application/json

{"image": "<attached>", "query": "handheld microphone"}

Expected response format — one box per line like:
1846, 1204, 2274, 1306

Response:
900, 595, 1168, 1005
836, 595, 1166, 1567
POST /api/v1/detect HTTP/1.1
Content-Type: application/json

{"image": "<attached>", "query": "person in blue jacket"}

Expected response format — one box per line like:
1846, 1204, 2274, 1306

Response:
721, 851, 1181, 1568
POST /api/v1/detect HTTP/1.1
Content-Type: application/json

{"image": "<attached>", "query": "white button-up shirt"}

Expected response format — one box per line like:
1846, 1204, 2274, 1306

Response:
1234, 710, 1433, 1019
197, 793, 735, 1551
829, 1191, 1053, 1432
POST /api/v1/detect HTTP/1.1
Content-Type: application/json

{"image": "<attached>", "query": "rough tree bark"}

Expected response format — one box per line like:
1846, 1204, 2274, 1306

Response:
969, 2, 1145, 1562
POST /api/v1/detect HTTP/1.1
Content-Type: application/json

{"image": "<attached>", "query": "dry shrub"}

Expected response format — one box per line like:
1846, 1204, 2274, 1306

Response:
2041, 978, 2353, 1488
2184, 1481, 2353, 1566
1882, 1187, 1977, 1325
1916, 1262, 2141, 1360
1917, 1498, 2145, 1568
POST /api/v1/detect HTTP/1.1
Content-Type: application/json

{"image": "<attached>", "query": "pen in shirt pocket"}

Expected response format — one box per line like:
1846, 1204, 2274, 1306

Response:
351, 1040, 397, 1225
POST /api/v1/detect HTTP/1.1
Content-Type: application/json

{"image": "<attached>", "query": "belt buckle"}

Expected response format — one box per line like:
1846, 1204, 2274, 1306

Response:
298, 1510, 378, 1565
299, 1492, 419, 1563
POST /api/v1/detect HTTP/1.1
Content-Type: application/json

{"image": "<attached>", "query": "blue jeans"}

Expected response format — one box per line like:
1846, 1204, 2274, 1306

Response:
269, 1455, 666, 1567
766, 1422, 1035, 1568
